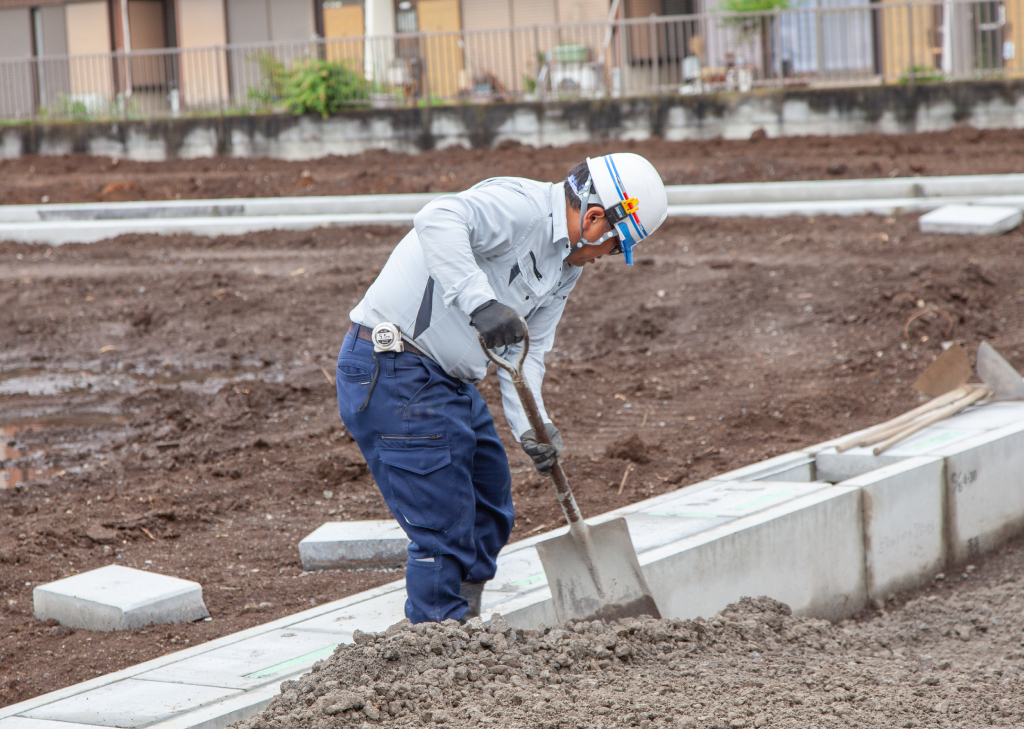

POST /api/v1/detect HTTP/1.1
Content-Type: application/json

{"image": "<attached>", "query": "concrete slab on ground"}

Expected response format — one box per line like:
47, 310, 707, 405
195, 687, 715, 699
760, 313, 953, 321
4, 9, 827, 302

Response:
0, 718, 112, 729
33, 565, 208, 631
22, 680, 240, 728
137, 629, 342, 690
298, 520, 410, 570
290, 588, 407, 637
918, 204, 1023, 235
0, 214, 416, 246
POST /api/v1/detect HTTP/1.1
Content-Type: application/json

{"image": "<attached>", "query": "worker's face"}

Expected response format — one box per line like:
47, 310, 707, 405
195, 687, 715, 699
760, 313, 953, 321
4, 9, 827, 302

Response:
566, 236, 620, 266
566, 207, 617, 266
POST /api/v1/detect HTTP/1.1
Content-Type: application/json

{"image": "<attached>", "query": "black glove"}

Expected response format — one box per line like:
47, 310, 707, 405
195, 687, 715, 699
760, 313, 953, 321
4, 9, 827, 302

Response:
470, 300, 526, 349
520, 423, 563, 474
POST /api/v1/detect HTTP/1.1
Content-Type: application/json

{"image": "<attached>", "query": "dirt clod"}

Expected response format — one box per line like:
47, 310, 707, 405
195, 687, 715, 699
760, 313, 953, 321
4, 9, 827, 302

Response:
605, 434, 650, 464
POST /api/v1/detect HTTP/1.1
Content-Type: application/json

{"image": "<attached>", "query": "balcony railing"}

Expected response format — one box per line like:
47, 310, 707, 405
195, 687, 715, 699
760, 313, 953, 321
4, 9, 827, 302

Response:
0, 0, 1018, 123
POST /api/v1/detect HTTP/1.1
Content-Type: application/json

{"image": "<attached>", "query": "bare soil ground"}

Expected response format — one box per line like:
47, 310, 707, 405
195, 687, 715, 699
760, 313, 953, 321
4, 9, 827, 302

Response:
3, 129, 1024, 709
236, 542, 1024, 729
3, 212, 1023, 707
4, 126, 1024, 205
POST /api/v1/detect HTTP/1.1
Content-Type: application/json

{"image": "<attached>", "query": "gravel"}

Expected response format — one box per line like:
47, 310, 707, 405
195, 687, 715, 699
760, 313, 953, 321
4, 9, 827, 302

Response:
235, 564, 1024, 729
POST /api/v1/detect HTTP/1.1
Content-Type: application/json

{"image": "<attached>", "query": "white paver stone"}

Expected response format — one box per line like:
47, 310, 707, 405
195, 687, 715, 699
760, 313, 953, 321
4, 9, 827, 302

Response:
22, 680, 238, 728
299, 520, 410, 569
918, 204, 1023, 235
143, 681, 281, 729
33, 565, 208, 631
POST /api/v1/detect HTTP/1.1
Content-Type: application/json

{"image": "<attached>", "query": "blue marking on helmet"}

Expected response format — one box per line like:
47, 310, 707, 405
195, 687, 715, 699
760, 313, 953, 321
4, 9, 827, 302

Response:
603, 156, 645, 265
605, 156, 649, 238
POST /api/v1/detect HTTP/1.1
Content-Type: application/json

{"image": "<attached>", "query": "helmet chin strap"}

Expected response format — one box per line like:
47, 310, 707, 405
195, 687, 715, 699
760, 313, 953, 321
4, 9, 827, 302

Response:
568, 174, 607, 254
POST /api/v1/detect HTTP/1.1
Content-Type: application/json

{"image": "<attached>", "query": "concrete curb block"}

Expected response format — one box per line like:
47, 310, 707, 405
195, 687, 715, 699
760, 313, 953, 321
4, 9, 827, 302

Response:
5, 401, 1024, 729
4, 174, 1024, 224
840, 457, 946, 601
7, 173, 1024, 244
0, 213, 418, 245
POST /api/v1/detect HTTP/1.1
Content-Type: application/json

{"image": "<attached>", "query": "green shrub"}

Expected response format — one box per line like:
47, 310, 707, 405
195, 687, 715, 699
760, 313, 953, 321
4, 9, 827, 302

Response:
898, 65, 945, 84
719, 0, 789, 35
249, 52, 370, 117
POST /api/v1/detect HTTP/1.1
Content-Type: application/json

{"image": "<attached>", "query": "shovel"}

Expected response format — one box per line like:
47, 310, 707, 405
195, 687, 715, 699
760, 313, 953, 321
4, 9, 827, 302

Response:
976, 342, 1024, 401
480, 323, 661, 624
837, 342, 1024, 455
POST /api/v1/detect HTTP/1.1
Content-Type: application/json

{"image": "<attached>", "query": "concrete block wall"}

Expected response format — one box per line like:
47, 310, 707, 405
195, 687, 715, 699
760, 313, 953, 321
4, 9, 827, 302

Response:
8, 80, 1024, 161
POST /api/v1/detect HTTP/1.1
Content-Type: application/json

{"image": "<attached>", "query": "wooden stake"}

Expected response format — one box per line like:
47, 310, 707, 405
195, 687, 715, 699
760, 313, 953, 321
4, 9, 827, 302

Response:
618, 464, 633, 495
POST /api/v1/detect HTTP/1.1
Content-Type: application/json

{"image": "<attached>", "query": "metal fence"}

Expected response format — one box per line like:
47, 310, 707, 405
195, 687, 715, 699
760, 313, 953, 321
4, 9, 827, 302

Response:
1, 0, 1021, 123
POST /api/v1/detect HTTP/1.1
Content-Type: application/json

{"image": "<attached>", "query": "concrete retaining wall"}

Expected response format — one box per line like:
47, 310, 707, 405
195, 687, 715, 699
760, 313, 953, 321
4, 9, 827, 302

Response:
7, 79, 1024, 161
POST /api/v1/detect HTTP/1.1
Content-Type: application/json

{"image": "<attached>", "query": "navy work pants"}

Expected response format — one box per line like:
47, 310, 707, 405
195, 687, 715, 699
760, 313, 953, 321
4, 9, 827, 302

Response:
335, 329, 514, 623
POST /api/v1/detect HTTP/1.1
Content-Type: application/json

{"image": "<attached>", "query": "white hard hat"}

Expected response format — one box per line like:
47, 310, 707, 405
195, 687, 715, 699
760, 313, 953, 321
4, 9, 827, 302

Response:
570, 153, 668, 265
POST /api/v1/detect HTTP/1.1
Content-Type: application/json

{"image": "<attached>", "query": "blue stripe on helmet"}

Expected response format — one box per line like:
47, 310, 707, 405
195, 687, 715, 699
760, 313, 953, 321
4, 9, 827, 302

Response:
604, 156, 649, 239
603, 156, 625, 198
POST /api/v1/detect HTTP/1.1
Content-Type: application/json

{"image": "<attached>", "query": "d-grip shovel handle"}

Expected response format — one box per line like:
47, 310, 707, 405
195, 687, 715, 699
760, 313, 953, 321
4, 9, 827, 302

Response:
479, 320, 585, 528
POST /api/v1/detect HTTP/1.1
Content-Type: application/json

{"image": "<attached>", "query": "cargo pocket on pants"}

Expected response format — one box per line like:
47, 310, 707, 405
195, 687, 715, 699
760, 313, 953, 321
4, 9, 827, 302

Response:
378, 441, 460, 531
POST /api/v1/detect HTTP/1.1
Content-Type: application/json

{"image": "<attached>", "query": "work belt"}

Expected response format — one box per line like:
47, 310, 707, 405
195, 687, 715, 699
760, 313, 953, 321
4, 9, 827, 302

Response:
347, 323, 427, 357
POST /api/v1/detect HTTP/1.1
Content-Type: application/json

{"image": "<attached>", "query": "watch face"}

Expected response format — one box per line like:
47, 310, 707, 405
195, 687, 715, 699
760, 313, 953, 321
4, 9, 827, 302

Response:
374, 328, 395, 347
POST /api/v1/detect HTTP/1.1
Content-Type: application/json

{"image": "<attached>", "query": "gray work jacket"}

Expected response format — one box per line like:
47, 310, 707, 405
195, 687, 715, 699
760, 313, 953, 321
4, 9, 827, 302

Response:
349, 177, 582, 439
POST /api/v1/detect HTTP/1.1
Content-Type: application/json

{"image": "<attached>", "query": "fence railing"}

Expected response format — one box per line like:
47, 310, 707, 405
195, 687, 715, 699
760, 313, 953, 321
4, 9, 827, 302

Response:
1, 0, 1021, 123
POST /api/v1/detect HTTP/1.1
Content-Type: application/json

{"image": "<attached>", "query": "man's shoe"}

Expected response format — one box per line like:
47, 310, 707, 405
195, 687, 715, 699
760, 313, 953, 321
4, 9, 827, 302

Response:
459, 580, 486, 622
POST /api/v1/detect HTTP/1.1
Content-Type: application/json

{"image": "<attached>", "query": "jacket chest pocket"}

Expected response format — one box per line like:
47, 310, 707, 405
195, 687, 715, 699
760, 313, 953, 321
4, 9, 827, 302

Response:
505, 250, 546, 316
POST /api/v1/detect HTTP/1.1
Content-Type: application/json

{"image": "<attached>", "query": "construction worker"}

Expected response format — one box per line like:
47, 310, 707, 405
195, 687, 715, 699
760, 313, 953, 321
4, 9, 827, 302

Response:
335, 153, 668, 624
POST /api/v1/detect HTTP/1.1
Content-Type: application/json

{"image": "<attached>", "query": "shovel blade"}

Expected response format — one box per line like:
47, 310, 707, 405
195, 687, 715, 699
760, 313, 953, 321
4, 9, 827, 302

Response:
977, 342, 1024, 401
913, 342, 971, 397
536, 518, 661, 624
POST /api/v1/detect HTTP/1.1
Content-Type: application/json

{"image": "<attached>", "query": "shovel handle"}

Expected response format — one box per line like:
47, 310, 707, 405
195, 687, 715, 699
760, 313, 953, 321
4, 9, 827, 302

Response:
872, 386, 989, 455
834, 384, 972, 452
479, 321, 585, 528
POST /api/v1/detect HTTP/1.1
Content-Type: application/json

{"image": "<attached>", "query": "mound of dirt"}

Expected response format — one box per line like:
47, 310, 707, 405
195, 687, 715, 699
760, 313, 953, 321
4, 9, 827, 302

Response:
236, 600, 798, 729
237, 570, 1024, 729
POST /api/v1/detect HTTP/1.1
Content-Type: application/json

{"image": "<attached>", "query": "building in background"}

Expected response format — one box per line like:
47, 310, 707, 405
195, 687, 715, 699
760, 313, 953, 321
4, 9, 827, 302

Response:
2, 0, 1023, 121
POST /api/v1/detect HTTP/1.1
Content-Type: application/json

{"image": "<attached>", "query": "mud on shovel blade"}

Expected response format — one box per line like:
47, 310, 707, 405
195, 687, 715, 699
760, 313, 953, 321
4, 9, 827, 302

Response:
479, 323, 660, 623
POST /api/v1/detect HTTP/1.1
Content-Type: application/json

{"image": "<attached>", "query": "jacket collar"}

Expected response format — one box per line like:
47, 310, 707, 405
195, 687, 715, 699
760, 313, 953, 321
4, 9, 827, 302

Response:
550, 184, 572, 261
